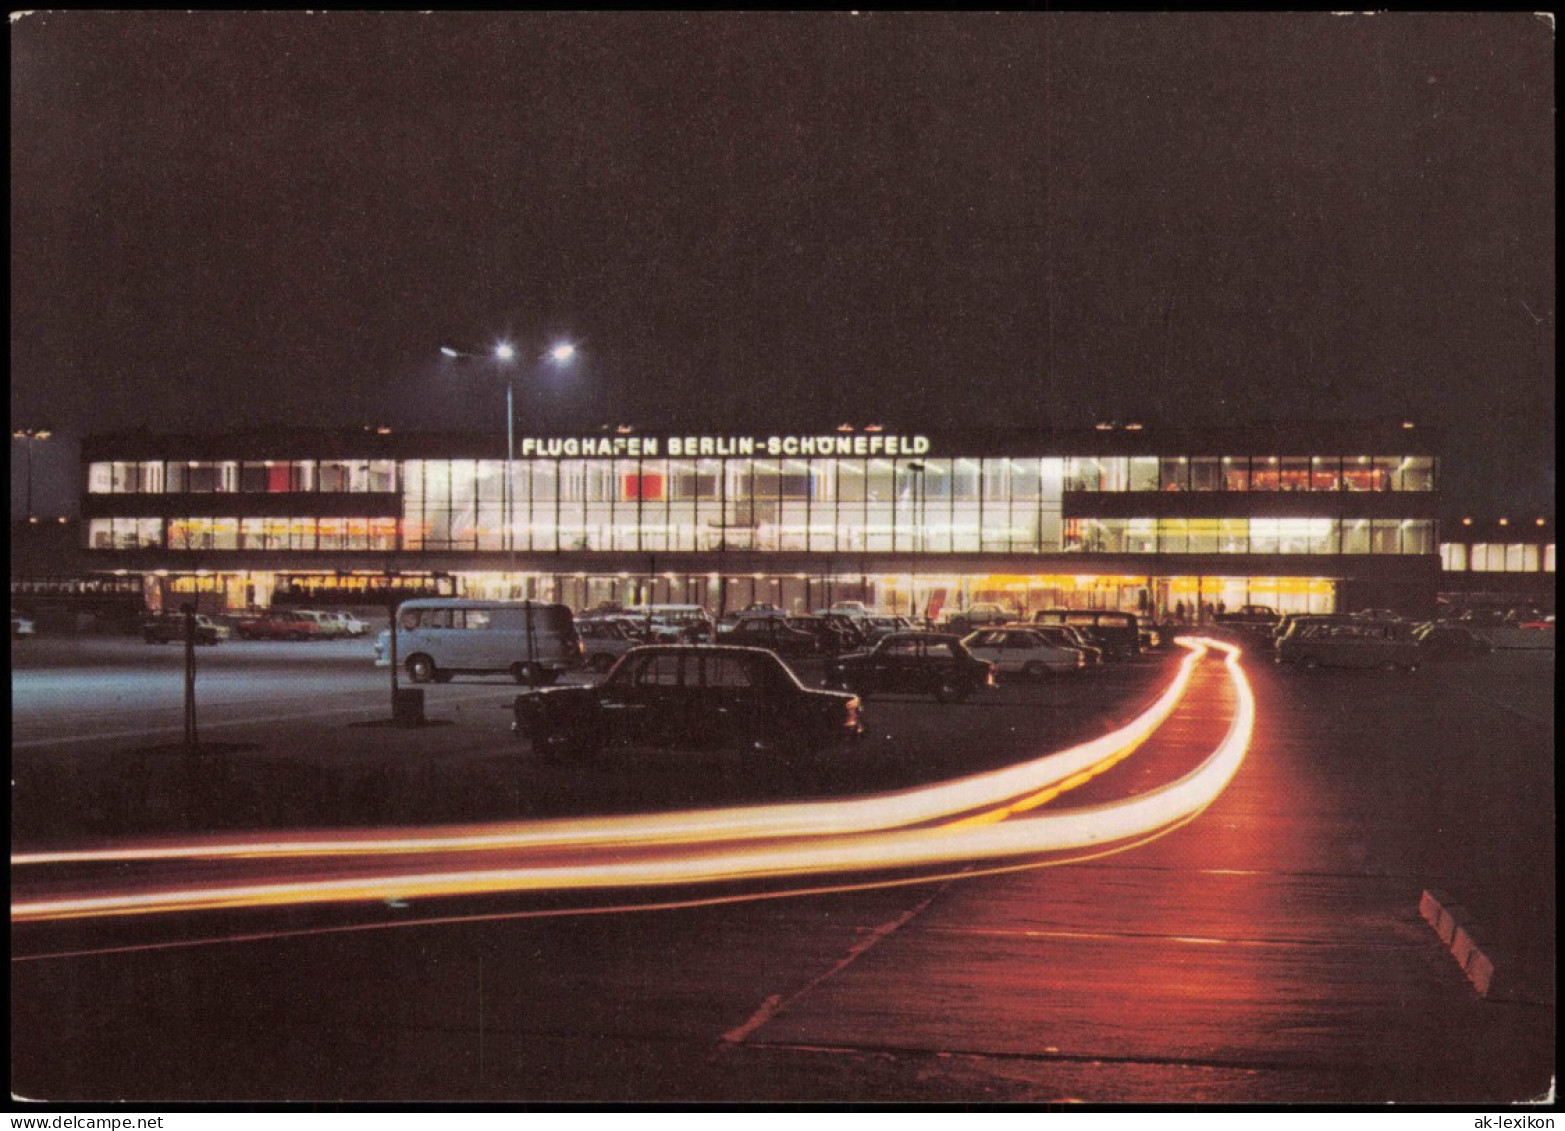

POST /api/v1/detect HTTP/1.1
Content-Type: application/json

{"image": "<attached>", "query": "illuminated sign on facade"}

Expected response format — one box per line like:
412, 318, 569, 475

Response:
516, 434, 933, 458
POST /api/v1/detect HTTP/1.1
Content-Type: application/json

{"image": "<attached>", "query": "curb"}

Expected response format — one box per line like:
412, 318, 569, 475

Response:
1419, 888, 1546, 1005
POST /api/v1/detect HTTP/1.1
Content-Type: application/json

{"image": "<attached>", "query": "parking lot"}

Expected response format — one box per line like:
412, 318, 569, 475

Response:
10, 630, 1554, 1103
11, 632, 1181, 839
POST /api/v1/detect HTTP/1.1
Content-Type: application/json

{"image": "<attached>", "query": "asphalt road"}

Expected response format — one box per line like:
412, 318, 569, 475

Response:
9, 636, 1555, 1104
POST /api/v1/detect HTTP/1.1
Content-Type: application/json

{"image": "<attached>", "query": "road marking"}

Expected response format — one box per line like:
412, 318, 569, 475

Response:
721, 889, 945, 1045
741, 1037, 1347, 1074
921, 925, 1421, 950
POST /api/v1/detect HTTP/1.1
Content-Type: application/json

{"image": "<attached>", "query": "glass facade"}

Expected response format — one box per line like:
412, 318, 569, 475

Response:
395, 456, 1068, 555
1062, 454, 1435, 492
91, 453, 1437, 496
1065, 518, 1434, 555
90, 459, 396, 494
82, 448, 1440, 560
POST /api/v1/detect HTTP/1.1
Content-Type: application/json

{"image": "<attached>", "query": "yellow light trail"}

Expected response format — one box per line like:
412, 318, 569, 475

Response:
12, 639, 1253, 925
13, 643, 1208, 868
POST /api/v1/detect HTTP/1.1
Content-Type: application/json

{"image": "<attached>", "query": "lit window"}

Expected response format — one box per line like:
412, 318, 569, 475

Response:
1250, 458, 1280, 491
1279, 458, 1310, 492
1128, 457, 1159, 491
1397, 456, 1435, 491
1401, 521, 1435, 555
1343, 457, 1376, 492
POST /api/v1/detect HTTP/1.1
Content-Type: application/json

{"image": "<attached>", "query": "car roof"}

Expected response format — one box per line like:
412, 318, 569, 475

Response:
396, 598, 569, 611
623, 643, 782, 656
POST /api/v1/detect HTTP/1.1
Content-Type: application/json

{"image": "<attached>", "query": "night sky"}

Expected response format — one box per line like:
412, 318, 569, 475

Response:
10, 11, 1555, 516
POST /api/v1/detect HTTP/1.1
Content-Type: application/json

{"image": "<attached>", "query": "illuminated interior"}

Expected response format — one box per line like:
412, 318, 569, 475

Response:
150, 568, 1342, 618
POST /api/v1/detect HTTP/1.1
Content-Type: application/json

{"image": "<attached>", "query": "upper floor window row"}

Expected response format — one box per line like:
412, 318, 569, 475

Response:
1440, 542, 1555, 573
88, 460, 398, 494
88, 454, 1435, 495
1064, 456, 1435, 492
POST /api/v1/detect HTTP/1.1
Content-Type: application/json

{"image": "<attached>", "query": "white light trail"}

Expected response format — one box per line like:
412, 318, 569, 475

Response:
14, 644, 1207, 867
12, 639, 1254, 924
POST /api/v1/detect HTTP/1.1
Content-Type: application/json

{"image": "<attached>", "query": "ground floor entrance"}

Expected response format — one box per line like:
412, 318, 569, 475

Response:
135, 568, 1342, 622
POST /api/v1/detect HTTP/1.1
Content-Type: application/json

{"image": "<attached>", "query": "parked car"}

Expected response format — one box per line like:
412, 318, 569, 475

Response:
826, 632, 996, 703
511, 645, 864, 761
1413, 623, 1493, 659
717, 615, 820, 656
1031, 610, 1142, 660
314, 610, 369, 637
142, 611, 229, 645
1029, 624, 1104, 666
1350, 608, 1406, 623
11, 607, 37, 637
394, 598, 582, 685
1488, 617, 1556, 651
1273, 615, 1357, 651
813, 601, 872, 621
943, 603, 1017, 632
234, 610, 322, 641
860, 615, 915, 644
1214, 605, 1283, 635
579, 612, 655, 641
961, 627, 1085, 679
1274, 620, 1420, 671
623, 605, 715, 642
579, 619, 642, 672
785, 615, 855, 655
293, 610, 349, 638
716, 604, 788, 630
815, 613, 870, 650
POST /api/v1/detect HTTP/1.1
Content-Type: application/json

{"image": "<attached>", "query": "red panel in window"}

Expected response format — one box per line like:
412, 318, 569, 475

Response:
622, 474, 665, 501
268, 465, 292, 492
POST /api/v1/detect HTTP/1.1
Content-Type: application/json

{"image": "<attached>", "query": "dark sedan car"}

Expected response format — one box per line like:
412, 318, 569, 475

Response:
511, 645, 864, 761
784, 615, 857, 655
825, 632, 996, 703
141, 612, 227, 645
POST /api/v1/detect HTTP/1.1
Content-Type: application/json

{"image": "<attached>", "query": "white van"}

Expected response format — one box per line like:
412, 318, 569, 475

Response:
393, 599, 582, 685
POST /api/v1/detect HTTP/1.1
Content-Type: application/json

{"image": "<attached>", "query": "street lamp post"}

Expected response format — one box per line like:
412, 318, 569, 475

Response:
440, 342, 577, 595
904, 461, 927, 619
12, 427, 53, 522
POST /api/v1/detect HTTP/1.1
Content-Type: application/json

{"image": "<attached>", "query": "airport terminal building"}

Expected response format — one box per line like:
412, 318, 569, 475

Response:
62, 419, 1485, 621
